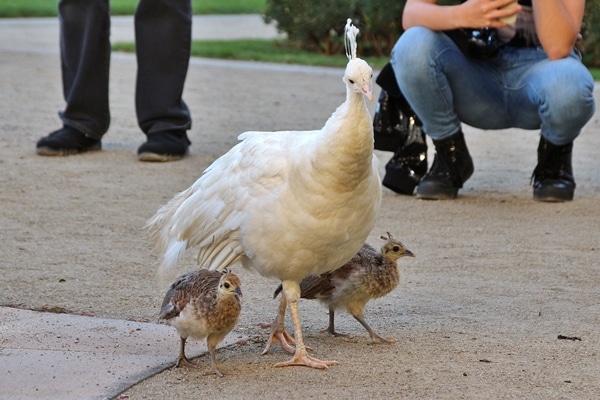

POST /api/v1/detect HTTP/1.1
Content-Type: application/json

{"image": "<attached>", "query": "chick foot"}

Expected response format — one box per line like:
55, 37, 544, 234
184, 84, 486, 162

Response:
319, 310, 348, 337
355, 315, 397, 344
319, 327, 349, 337
176, 354, 201, 369
369, 333, 397, 344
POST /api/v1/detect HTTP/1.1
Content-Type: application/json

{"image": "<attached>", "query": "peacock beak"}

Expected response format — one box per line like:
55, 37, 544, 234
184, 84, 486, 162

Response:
363, 85, 373, 102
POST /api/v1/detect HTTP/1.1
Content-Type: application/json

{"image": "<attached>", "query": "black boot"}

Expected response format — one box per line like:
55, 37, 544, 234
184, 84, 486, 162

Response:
373, 63, 428, 195
381, 109, 428, 195
373, 90, 428, 195
531, 136, 575, 202
416, 130, 474, 200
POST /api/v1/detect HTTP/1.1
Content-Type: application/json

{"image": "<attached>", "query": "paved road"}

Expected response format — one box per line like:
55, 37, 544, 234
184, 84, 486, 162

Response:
1, 14, 599, 400
0, 15, 283, 53
0, 15, 276, 400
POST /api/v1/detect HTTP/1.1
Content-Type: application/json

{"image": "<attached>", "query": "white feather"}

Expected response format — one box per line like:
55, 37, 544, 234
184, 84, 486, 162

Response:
147, 40, 381, 287
162, 239, 187, 272
345, 18, 359, 60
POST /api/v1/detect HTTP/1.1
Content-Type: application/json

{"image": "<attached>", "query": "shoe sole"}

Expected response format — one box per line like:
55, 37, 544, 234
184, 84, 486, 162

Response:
138, 152, 186, 162
382, 180, 418, 196
36, 144, 101, 156
533, 191, 574, 202
415, 183, 459, 200
416, 191, 458, 200
533, 181, 574, 202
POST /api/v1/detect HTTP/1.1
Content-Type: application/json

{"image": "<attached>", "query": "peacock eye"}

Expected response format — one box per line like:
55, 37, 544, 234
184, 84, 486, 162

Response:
224, 282, 230, 289
348, 79, 355, 84
393, 246, 400, 251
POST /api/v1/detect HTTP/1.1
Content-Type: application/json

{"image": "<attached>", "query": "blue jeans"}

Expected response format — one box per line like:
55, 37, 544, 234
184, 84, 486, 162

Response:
58, 0, 192, 140
390, 27, 596, 146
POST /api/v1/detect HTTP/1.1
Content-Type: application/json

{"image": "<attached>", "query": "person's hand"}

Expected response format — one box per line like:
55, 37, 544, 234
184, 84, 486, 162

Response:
458, 0, 522, 28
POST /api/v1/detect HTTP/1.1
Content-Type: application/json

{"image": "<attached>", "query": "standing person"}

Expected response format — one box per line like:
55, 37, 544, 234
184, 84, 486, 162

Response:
389, 0, 595, 201
36, 0, 192, 162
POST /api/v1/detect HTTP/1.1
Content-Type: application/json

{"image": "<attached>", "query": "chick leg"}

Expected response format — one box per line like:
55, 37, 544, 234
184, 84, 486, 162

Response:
204, 343, 225, 377
353, 314, 396, 344
319, 309, 349, 337
259, 294, 296, 354
274, 299, 338, 369
175, 336, 201, 369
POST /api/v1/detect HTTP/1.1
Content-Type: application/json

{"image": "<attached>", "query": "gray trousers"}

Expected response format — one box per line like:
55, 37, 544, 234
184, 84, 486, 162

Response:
58, 0, 192, 139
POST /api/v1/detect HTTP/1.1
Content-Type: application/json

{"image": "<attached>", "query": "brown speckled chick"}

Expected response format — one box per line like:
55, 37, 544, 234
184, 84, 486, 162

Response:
275, 233, 414, 343
159, 269, 242, 377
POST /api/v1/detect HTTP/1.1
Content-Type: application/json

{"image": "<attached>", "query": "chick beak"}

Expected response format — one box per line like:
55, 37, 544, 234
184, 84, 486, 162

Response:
405, 249, 416, 257
235, 286, 243, 297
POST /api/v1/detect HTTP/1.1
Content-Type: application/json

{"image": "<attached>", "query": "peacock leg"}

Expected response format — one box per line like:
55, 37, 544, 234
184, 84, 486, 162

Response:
259, 294, 296, 354
274, 299, 338, 369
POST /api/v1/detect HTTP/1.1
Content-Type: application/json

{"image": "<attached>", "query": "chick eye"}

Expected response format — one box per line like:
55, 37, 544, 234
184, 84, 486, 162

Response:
348, 79, 355, 84
223, 282, 230, 289
393, 246, 400, 252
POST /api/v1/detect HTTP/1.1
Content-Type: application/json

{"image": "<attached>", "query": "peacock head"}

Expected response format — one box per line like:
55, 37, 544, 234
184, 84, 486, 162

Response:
344, 58, 373, 102
343, 18, 373, 101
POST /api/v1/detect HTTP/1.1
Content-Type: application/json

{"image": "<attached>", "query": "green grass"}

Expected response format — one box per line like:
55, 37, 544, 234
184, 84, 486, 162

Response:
115, 39, 600, 74
0, 0, 266, 18
113, 39, 390, 70
192, 40, 388, 70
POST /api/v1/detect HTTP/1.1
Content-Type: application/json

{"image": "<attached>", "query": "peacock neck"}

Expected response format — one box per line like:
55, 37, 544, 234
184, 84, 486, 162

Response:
337, 90, 373, 158
313, 89, 374, 191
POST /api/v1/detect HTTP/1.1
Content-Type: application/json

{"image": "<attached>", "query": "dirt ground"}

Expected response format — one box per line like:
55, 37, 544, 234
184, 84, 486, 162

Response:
1, 47, 599, 399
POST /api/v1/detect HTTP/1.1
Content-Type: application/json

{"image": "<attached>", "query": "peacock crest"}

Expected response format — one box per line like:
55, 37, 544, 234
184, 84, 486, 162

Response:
344, 18, 359, 61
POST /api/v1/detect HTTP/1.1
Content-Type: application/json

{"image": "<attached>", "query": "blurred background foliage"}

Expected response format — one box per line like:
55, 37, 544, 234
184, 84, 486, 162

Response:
264, 0, 600, 67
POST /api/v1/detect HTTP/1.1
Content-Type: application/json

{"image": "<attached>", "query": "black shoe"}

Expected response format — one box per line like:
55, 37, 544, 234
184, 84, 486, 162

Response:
36, 126, 101, 156
373, 89, 428, 195
137, 130, 191, 162
374, 89, 415, 152
382, 130, 428, 195
416, 130, 474, 200
532, 136, 575, 202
